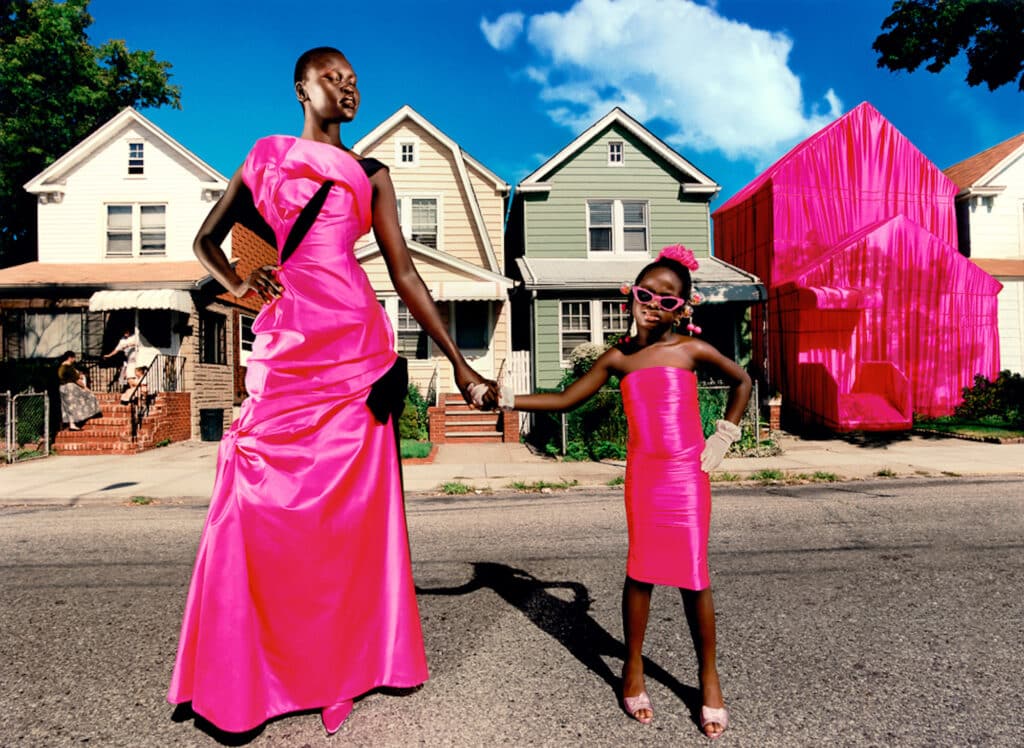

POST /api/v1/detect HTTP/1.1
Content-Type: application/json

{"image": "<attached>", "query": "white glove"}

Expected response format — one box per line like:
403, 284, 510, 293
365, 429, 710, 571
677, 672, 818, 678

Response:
700, 419, 742, 472
468, 383, 490, 409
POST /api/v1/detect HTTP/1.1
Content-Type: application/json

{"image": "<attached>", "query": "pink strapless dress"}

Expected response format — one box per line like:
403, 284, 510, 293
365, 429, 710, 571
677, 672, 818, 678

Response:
167, 136, 428, 732
621, 367, 711, 590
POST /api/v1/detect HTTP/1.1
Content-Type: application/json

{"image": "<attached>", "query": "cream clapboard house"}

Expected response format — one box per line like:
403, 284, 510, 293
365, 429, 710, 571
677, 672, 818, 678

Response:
945, 131, 1024, 374
0, 108, 235, 448
352, 106, 515, 399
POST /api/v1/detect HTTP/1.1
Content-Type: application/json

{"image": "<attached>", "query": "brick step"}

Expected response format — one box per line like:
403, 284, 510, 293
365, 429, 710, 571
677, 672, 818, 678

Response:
53, 442, 138, 455
445, 422, 504, 434
443, 411, 503, 423
442, 433, 503, 443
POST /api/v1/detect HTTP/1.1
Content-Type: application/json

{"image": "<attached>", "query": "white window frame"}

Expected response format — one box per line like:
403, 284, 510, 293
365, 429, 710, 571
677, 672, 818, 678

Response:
585, 198, 649, 256
104, 203, 167, 259
128, 141, 144, 176
395, 139, 418, 167
608, 140, 624, 166
381, 297, 432, 359
558, 299, 630, 366
238, 314, 255, 366
395, 194, 442, 249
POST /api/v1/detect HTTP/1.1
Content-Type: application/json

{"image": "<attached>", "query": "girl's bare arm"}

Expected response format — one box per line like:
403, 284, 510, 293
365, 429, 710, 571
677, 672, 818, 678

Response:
514, 349, 622, 412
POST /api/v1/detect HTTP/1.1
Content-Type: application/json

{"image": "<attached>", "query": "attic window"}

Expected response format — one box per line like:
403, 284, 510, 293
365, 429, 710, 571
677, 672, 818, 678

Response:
128, 142, 144, 175
608, 141, 623, 166
397, 140, 417, 167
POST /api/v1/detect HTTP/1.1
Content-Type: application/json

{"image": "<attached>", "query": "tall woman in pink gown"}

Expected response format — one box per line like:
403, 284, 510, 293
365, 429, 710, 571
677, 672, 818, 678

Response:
168, 47, 494, 735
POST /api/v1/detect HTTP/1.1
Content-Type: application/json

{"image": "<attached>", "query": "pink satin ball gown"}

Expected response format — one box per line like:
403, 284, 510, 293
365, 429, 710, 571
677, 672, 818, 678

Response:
168, 136, 428, 732
621, 367, 711, 590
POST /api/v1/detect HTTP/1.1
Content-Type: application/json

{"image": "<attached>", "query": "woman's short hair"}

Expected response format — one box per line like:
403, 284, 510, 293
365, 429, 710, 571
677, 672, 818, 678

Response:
294, 46, 345, 84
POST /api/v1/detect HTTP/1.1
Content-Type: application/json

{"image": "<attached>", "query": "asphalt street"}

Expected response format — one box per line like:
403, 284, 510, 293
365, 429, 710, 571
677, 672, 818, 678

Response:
1, 477, 1021, 747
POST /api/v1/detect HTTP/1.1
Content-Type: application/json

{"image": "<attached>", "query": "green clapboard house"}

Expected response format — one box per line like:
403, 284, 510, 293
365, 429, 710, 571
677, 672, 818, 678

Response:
506, 108, 765, 389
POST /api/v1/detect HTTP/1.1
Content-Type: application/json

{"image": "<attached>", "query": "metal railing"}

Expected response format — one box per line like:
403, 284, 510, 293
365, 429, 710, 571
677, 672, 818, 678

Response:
119, 355, 186, 442
426, 366, 439, 407
3, 390, 49, 464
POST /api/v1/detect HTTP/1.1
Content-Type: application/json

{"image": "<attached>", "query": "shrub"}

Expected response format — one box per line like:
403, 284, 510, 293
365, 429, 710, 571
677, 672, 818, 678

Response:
398, 402, 424, 440
568, 342, 606, 376
954, 370, 1024, 426
406, 383, 430, 438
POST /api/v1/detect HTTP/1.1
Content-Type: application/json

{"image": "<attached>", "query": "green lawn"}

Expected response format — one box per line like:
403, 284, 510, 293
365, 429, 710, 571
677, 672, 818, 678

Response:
914, 420, 1024, 441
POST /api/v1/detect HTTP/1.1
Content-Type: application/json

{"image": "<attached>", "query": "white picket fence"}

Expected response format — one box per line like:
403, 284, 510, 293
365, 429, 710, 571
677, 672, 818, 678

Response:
502, 350, 533, 433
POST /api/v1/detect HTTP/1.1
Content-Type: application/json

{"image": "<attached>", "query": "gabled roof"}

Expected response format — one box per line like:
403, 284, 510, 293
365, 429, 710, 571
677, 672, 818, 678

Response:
944, 130, 1024, 190
714, 101, 948, 215
518, 107, 718, 193
23, 108, 228, 194
355, 239, 515, 293
353, 105, 507, 274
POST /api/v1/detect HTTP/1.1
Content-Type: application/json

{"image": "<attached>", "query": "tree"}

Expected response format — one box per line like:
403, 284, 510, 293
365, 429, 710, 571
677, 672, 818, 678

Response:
0, 0, 181, 266
873, 0, 1024, 92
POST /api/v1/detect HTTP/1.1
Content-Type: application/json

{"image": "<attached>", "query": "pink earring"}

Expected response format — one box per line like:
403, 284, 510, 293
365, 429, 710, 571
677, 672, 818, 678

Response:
684, 304, 701, 335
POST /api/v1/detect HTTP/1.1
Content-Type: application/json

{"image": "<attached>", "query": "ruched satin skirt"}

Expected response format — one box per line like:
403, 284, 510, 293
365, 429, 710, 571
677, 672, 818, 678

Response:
621, 367, 711, 590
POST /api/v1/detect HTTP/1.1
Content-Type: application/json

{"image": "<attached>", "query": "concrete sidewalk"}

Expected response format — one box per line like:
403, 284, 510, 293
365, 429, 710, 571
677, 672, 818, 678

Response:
0, 433, 1020, 506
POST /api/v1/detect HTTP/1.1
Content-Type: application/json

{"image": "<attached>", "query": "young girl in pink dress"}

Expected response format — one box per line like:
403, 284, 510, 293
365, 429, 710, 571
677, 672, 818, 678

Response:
495, 245, 750, 739
168, 47, 493, 735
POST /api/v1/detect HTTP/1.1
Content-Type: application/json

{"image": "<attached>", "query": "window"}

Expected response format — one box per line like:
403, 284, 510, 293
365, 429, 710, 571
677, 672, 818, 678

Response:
588, 201, 613, 252
396, 302, 428, 359
106, 205, 133, 257
140, 206, 166, 256
455, 301, 490, 350
105, 204, 167, 258
239, 315, 255, 365
560, 300, 631, 363
128, 142, 144, 175
622, 201, 648, 253
5, 310, 104, 358
586, 199, 649, 254
560, 301, 592, 361
396, 140, 417, 166
601, 301, 630, 340
608, 141, 623, 165
199, 311, 226, 365
410, 198, 438, 248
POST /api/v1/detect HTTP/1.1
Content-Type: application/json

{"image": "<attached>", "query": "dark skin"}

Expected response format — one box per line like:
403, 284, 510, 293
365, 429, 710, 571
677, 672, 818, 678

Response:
193, 51, 495, 408
514, 266, 751, 736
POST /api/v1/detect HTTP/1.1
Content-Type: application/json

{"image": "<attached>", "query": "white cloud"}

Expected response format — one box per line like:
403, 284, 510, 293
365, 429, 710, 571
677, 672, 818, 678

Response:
480, 12, 525, 51
498, 0, 842, 162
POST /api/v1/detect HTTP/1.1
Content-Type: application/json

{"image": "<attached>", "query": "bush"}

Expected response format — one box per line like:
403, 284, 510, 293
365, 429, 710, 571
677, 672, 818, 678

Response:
398, 402, 423, 440
954, 370, 1024, 426
405, 383, 430, 438
568, 342, 606, 376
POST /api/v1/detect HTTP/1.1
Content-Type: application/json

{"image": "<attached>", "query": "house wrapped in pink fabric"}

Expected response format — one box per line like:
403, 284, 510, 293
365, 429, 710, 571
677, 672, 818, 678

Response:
713, 102, 1001, 430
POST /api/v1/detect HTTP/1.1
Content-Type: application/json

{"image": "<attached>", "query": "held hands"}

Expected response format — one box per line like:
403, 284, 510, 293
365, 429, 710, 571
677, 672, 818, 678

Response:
455, 366, 497, 410
240, 265, 283, 302
700, 419, 742, 472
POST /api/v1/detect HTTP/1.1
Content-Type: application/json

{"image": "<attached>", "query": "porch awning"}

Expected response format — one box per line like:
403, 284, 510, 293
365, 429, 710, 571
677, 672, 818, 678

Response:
428, 280, 511, 301
88, 289, 194, 314
516, 256, 766, 302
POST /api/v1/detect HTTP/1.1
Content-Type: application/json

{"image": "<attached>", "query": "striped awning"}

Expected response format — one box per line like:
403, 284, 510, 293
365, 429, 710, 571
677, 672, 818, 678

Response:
428, 280, 511, 301
88, 289, 194, 314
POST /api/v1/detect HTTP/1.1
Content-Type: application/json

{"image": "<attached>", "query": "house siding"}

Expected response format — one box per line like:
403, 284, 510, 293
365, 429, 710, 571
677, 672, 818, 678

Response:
964, 150, 1024, 372
533, 297, 563, 389
356, 121, 493, 270
524, 126, 710, 259
37, 120, 226, 264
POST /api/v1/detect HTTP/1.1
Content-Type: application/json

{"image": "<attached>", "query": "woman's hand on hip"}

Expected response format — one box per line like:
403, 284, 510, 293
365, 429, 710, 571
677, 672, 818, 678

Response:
239, 265, 282, 302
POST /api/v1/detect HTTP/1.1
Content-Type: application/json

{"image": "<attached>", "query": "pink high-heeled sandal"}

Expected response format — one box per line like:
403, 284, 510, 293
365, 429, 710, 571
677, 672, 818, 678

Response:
622, 691, 653, 724
321, 699, 354, 735
700, 704, 728, 739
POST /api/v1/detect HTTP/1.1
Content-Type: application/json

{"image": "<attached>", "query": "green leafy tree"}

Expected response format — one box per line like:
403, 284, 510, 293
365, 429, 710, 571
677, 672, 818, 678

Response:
873, 0, 1024, 92
0, 0, 181, 266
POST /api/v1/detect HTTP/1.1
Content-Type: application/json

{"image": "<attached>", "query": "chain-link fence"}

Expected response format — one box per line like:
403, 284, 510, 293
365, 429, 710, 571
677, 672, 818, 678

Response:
3, 391, 50, 464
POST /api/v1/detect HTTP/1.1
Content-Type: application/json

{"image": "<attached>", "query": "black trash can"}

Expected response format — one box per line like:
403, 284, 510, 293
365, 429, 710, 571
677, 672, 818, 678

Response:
199, 408, 224, 441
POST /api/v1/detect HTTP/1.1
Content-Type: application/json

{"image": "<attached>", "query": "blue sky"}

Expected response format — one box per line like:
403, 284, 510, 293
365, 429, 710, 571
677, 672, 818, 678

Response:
87, 0, 1021, 219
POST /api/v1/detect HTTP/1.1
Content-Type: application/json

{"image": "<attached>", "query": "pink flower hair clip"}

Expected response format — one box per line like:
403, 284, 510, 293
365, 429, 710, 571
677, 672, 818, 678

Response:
658, 244, 699, 271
